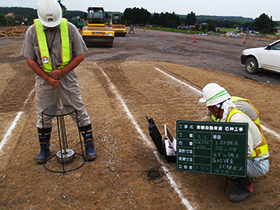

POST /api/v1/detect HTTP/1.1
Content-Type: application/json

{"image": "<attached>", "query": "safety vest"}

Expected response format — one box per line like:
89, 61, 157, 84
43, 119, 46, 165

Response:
212, 96, 260, 124
34, 18, 71, 72
230, 96, 260, 125
226, 107, 269, 158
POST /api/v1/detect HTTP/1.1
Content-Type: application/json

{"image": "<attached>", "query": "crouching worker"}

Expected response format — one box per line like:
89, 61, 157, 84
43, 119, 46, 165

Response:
21, 0, 97, 163
199, 83, 269, 202
200, 83, 260, 124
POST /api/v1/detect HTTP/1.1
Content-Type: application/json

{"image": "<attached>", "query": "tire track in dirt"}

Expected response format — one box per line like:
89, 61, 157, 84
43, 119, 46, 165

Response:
0, 61, 34, 113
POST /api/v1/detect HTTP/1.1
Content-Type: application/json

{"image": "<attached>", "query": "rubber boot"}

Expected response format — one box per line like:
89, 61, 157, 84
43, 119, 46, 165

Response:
228, 177, 253, 203
36, 127, 52, 164
79, 124, 97, 161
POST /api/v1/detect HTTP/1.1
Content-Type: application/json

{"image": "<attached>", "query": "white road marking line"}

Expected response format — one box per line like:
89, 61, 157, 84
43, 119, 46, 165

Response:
155, 67, 280, 141
0, 88, 35, 152
155, 67, 202, 95
0, 112, 23, 151
100, 67, 194, 210
261, 125, 280, 139
154, 151, 194, 209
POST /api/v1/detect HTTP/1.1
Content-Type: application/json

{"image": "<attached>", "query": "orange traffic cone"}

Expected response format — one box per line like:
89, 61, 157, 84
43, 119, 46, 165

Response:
242, 35, 246, 44
159, 32, 162, 37
193, 34, 196, 43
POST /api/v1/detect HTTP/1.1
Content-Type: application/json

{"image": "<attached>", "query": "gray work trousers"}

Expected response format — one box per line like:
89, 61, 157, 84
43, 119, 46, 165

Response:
35, 69, 91, 128
247, 157, 269, 178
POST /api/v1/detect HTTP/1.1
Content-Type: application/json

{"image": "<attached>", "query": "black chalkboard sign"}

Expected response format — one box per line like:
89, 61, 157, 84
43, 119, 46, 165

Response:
176, 121, 248, 177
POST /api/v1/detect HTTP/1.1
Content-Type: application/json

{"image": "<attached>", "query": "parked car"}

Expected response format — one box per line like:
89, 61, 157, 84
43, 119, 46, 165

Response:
241, 39, 280, 74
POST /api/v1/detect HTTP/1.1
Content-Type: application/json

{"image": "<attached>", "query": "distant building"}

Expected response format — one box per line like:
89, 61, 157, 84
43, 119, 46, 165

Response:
200, 23, 208, 27
5, 13, 15, 18
276, 27, 280, 35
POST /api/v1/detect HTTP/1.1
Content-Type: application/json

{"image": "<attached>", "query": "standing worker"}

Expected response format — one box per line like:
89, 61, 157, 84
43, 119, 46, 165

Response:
21, 0, 97, 163
199, 83, 269, 202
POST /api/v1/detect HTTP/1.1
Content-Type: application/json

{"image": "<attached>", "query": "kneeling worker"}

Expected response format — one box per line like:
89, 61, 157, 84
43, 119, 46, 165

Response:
199, 83, 269, 202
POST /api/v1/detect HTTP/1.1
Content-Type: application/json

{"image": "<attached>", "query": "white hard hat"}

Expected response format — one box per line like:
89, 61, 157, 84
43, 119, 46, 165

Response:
200, 84, 231, 107
37, 0, 62, 27
199, 83, 221, 103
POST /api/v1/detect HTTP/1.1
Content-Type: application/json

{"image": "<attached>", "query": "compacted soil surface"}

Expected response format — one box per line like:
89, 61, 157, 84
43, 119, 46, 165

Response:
0, 28, 279, 209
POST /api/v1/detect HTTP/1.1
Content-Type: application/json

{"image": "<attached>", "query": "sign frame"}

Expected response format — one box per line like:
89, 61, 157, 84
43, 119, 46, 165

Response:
176, 120, 248, 177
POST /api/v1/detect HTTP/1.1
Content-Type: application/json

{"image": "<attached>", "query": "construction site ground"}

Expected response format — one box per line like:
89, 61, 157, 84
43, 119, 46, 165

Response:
0, 27, 280, 209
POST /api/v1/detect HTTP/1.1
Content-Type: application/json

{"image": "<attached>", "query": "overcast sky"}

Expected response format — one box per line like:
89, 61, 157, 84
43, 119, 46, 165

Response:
1, 0, 280, 21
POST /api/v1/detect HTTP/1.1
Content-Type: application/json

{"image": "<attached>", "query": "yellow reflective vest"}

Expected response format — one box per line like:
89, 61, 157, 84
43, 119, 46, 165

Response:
212, 96, 260, 123
226, 107, 269, 158
34, 18, 71, 72
230, 96, 260, 125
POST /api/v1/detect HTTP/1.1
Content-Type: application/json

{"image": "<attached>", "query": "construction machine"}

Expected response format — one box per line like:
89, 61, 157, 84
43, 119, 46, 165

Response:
70, 17, 84, 29
82, 7, 114, 47
110, 13, 127, 37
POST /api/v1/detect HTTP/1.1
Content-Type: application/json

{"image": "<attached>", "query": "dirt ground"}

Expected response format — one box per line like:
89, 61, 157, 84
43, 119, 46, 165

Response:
0, 28, 280, 209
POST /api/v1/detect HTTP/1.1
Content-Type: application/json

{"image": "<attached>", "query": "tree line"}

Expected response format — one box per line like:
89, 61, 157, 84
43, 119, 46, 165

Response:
0, 7, 37, 26
0, 5, 279, 34
123, 8, 278, 34
123, 7, 181, 28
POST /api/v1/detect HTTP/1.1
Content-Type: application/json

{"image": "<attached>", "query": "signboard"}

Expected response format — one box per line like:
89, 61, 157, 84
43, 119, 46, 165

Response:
176, 121, 248, 177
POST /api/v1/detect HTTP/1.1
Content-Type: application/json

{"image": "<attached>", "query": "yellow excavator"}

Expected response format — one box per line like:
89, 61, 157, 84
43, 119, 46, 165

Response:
82, 7, 114, 47
110, 13, 127, 37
